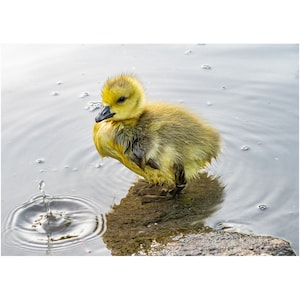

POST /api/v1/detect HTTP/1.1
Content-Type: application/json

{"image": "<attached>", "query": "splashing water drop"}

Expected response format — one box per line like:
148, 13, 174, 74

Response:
4, 188, 106, 254
38, 180, 52, 217
38, 180, 45, 196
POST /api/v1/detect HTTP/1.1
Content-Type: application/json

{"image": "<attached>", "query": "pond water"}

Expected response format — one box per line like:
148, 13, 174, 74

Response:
1, 44, 299, 255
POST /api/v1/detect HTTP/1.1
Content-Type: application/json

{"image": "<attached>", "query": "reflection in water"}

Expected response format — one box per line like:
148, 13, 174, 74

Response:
103, 173, 224, 255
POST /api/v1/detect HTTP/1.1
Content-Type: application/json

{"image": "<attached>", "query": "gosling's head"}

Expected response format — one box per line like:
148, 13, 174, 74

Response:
95, 74, 146, 122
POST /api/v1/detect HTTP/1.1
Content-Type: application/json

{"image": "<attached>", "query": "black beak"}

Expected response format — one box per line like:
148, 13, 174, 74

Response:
95, 105, 115, 122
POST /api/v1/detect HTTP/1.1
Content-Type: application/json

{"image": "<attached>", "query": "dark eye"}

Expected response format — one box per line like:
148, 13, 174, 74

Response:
117, 96, 127, 103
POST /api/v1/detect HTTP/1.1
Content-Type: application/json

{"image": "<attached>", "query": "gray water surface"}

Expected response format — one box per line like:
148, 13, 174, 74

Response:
1, 44, 299, 255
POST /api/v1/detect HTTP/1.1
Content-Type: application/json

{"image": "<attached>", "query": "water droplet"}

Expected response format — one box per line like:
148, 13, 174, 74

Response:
56, 81, 63, 85
36, 158, 45, 164
274, 157, 279, 161
258, 204, 268, 210
95, 163, 103, 168
38, 180, 45, 193
63, 165, 70, 169
206, 101, 213, 106
51, 91, 60, 96
79, 91, 90, 98
222, 86, 226, 90
72, 167, 78, 172
201, 64, 212, 70
240, 145, 250, 151
184, 49, 193, 55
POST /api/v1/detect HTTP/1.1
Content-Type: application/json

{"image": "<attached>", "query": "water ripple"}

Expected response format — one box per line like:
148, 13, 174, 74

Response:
3, 193, 106, 255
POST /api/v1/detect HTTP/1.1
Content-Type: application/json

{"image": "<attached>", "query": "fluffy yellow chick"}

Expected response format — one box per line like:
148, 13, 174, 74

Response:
93, 74, 221, 196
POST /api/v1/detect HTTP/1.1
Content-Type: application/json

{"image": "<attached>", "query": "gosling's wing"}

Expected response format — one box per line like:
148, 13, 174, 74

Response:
125, 137, 160, 171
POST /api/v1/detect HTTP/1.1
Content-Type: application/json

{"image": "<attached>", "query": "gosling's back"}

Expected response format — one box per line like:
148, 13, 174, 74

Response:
132, 102, 220, 181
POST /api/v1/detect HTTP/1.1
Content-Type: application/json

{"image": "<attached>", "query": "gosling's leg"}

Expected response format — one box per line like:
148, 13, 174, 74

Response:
171, 164, 187, 198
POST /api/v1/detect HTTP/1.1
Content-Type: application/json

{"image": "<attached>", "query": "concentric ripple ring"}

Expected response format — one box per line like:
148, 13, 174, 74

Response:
3, 193, 106, 254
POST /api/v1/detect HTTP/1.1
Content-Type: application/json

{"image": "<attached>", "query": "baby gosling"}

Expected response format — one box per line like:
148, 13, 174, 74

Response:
93, 74, 221, 196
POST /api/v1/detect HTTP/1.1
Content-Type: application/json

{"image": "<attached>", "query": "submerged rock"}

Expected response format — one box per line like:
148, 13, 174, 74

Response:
103, 174, 224, 255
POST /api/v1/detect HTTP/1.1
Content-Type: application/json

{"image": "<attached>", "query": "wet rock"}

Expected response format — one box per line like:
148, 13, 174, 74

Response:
135, 231, 296, 256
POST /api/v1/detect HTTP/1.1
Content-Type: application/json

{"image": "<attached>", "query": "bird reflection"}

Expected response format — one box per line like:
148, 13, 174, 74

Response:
103, 172, 224, 255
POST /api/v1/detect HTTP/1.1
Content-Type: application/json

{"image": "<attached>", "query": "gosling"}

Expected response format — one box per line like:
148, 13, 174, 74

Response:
93, 74, 221, 196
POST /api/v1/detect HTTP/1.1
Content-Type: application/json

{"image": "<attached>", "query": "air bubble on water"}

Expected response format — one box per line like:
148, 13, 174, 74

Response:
215, 222, 233, 230
36, 158, 45, 164
184, 49, 193, 55
216, 222, 224, 229
85, 101, 102, 112
240, 145, 250, 151
201, 64, 212, 70
51, 91, 60, 96
79, 91, 90, 98
258, 204, 268, 210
